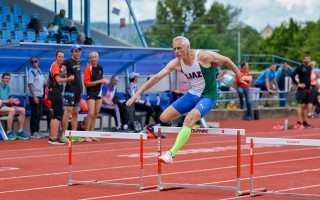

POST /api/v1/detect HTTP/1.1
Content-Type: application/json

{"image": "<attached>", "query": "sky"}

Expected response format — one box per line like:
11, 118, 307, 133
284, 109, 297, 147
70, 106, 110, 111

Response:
31, 0, 320, 31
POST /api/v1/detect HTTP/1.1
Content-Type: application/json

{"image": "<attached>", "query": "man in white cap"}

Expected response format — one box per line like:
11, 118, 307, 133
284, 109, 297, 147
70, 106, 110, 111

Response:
126, 36, 251, 164
61, 45, 85, 142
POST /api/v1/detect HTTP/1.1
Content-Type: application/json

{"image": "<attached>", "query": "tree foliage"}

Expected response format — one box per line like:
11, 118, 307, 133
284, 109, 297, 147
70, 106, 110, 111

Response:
144, 0, 320, 70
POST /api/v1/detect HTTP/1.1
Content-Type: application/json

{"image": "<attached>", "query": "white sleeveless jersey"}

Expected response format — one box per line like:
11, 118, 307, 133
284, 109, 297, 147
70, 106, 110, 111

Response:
180, 50, 217, 100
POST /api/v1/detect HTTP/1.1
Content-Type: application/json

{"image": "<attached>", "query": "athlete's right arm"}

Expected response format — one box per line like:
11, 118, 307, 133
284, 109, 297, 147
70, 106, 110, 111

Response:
126, 59, 180, 106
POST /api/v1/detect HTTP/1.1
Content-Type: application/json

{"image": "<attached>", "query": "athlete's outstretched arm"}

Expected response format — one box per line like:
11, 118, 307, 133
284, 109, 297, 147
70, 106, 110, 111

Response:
126, 59, 180, 106
207, 51, 252, 84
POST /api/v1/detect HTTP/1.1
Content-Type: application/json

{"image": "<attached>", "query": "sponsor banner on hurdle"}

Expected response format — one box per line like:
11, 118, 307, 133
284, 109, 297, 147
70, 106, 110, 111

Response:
65, 130, 147, 140
154, 126, 245, 135
246, 137, 320, 147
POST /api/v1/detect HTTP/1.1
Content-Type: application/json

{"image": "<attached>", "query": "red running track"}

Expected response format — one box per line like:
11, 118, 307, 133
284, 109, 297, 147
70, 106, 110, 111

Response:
0, 117, 319, 200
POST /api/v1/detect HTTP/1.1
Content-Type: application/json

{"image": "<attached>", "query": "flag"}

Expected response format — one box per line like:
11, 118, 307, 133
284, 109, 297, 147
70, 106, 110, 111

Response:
112, 7, 120, 16
120, 18, 126, 28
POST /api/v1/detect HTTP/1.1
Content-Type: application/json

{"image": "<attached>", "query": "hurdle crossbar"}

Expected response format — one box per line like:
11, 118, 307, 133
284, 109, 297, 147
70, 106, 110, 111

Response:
155, 126, 246, 196
246, 137, 320, 198
66, 130, 156, 190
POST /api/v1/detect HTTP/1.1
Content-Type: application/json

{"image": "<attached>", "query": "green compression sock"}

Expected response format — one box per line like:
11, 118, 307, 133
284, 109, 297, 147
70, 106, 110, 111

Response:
169, 126, 191, 157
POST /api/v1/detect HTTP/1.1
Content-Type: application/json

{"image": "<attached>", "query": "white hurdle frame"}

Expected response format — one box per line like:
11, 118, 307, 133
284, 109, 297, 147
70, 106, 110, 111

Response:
247, 137, 320, 198
154, 126, 246, 196
66, 130, 157, 190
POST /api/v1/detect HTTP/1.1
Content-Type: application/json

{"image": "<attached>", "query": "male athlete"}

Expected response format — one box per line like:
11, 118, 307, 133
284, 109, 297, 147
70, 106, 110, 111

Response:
126, 36, 251, 164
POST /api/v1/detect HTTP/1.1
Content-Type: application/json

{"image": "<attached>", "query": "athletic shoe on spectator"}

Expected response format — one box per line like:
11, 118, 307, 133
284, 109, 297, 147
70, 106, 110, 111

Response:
48, 138, 65, 145
60, 136, 69, 143
7, 131, 18, 140
17, 131, 30, 140
90, 137, 100, 141
303, 122, 313, 128
158, 151, 173, 164
73, 136, 85, 142
84, 137, 93, 142
32, 132, 42, 139
294, 123, 304, 129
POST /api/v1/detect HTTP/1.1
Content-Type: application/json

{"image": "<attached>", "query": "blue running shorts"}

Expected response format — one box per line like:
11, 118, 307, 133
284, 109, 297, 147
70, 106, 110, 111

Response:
172, 92, 216, 117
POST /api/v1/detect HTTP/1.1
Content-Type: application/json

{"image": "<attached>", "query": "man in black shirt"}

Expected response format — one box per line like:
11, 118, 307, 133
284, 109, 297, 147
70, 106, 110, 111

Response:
290, 54, 313, 128
61, 45, 85, 142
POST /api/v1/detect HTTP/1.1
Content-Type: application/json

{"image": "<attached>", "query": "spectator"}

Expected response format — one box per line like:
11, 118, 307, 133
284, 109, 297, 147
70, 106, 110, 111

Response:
0, 73, 29, 140
307, 61, 318, 118
74, 32, 86, 45
54, 9, 77, 34
276, 61, 293, 107
254, 62, 280, 106
236, 62, 252, 120
61, 45, 85, 142
48, 50, 74, 145
101, 75, 130, 131
27, 57, 45, 139
215, 66, 236, 93
127, 72, 162, 126
290, 54, 313, 128
83, 52, 108, 141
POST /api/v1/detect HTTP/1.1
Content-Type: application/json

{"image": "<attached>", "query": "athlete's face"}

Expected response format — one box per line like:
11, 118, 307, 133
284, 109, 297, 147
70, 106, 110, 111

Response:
2, 75, 11, 86
72, 49, 82, 61
173, 40, 189, 60
89, 53, 99, 65
56, 52, 64, 64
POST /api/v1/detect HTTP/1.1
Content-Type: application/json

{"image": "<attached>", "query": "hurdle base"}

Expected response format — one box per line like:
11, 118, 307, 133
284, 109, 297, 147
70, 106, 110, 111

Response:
236, 187, 267, 196
69, 179, 140, 188
159, 182, 237, 191
251, 191, 320, 198
140, 185, 158, 191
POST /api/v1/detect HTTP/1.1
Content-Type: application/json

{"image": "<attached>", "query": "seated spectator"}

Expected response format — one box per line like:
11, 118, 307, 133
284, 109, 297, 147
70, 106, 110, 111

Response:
236, 62, 252, 120
0, 73, 30, 140
254, 62, 280, 106
54, 9, 77, 34
215, 66, 236, 93
74, 32, 86, 44
127, 72, 162, 126
101, 75, 130, 131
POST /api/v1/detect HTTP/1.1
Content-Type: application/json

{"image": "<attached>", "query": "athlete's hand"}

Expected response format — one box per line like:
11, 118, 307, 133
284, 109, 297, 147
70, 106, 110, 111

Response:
68, 75, 75, 81
126, 94, 141, 106
100, 78, 109, 84
240, 75, 252, 85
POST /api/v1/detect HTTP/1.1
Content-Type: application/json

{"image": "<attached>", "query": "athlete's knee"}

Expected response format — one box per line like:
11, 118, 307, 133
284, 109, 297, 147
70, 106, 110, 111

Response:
159, 113, 170, 123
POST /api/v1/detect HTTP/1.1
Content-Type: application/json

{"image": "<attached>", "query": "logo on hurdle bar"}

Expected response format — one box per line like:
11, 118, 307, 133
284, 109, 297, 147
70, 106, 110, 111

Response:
100, 133, 112, 137
286, 139, 300, 144
191, 129, 209, 134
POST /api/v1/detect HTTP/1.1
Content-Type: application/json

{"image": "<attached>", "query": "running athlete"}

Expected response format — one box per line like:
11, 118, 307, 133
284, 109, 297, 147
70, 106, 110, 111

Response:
126, 36, 251, 164
61, 45, 84, 142
83, 51, 108, 142
48, 50, 74, 145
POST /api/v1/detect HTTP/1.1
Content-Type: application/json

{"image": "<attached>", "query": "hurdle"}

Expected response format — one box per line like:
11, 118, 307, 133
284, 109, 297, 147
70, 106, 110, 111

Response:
247, 137, 320, 198
154, 126, 247, 196
66, 130, 157, 190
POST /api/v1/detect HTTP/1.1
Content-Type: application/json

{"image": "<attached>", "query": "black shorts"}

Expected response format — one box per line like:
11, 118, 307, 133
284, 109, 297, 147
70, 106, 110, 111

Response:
296, 88, 310, 104
64, 92, 81, 107
49, 87, 63, 121
87, 93, 102, 100
219, 86, 230, 91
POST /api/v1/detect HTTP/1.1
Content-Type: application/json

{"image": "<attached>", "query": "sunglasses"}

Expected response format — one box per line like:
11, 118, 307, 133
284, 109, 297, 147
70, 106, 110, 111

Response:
31, 60, 38, 64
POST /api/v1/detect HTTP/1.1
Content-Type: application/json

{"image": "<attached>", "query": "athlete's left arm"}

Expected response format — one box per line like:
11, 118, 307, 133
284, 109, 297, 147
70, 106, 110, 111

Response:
203, 51, 252, 84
